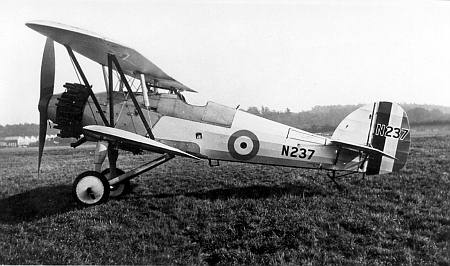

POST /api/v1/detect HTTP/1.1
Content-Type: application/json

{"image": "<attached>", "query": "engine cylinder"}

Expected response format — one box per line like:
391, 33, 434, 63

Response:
54, 83, 90, 138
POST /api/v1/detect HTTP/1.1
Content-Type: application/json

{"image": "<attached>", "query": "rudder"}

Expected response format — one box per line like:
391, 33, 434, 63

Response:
366, 101, 410, 175
331, 101, 411, 175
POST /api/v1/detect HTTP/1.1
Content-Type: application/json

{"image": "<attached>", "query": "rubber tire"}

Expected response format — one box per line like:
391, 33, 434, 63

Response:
101, 168, 130, 198
73, 171, 110, 206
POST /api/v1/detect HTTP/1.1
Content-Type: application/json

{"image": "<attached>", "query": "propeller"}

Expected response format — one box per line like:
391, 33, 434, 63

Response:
38, 38, 55, 174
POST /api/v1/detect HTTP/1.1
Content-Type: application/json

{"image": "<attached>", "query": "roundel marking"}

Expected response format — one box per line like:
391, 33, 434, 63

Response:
228, 130, 260, 160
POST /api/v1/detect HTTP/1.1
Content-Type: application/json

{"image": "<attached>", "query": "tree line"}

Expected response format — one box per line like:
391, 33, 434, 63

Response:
246, 103, 450, 132
1, 104, 449, 137
0, 123, 59, 138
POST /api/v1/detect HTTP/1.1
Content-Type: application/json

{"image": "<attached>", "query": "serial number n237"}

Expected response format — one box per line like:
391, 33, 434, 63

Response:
281, 145, 315, 160
374, 124, 409, 140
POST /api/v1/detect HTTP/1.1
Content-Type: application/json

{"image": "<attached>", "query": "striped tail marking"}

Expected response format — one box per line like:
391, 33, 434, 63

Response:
366, 102, 410, 175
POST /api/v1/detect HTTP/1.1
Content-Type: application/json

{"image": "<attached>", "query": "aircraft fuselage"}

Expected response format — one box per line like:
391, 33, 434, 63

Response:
47, 91, 363, 173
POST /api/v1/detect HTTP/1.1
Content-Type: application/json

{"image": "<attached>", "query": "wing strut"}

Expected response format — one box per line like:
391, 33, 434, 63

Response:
107, 54, 115, 127
65, 46, 110, 127
107, 53, 155, 140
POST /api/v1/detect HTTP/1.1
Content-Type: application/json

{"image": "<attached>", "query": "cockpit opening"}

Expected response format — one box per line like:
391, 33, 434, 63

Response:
145, 82, 186, 102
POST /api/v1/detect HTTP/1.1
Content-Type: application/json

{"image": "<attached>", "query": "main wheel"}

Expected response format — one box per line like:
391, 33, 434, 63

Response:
72, 171, 110, 206
101, 168, 130, 198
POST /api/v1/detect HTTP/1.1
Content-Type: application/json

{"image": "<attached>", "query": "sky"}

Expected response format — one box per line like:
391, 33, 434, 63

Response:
1, 0, 450, 125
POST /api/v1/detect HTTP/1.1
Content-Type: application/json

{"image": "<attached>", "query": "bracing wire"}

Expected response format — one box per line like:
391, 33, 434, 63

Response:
114, 73, 128, 127
109, 68, 149, 135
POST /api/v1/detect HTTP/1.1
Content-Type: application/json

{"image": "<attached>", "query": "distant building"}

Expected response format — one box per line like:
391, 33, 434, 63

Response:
0, 137, 19, 147
0, 135, 55, 148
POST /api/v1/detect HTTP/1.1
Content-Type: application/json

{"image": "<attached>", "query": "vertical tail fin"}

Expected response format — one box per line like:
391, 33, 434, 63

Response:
332, 101, 411, 175
366, 102, 410, 175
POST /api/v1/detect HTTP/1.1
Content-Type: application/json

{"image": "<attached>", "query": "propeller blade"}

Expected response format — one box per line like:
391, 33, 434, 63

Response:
38, 38, 55, 174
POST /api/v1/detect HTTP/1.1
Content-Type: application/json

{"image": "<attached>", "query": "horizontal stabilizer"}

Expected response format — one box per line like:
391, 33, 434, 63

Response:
83, 125, 199, 160
330, 139, 396, 160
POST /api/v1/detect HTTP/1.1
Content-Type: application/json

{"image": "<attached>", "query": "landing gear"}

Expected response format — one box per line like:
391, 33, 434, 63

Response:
72, 150, 174, 206
101, 168, 130, 198
326, 170, 359, 191
72, 171, 110, 206
327, 171, 344, 191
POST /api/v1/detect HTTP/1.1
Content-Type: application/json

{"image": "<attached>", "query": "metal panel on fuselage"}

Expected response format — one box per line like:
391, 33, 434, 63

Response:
152, 109, 348, 170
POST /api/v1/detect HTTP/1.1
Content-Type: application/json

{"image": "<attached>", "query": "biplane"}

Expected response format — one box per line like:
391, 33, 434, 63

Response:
27, 21, 411, 206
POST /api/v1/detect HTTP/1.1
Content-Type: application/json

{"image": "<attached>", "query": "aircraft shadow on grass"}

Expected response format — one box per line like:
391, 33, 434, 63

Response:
0, 185, 77, 224
0, 182, 327, 224
152, 182, 328, 201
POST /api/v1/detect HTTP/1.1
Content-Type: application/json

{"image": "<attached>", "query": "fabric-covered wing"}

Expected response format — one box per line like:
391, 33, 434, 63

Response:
26, 20, 196, 92
83, 125, 199, 160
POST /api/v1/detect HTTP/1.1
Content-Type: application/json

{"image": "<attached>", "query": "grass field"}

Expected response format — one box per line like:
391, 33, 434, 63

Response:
0, 134, 449, 264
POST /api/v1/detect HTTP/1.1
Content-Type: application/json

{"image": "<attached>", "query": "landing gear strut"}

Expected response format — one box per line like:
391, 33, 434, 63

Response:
102, 168, 130, 198
71, 147, 174, 206
326, 170, 357, 191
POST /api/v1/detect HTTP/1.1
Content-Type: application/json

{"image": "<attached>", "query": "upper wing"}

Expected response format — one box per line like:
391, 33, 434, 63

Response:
83, 125, 199, 160
331, 139, 397, 160
26, 20, 196, 92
